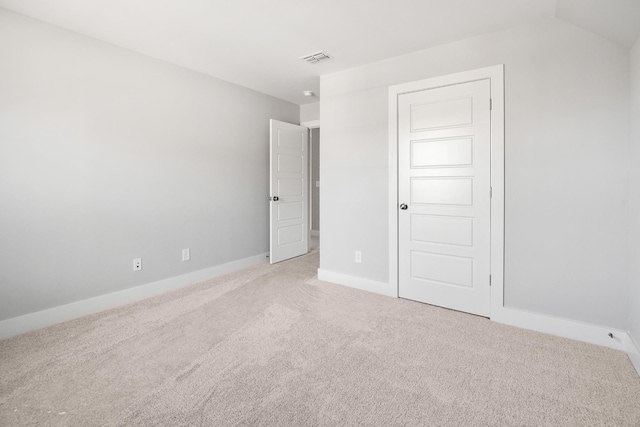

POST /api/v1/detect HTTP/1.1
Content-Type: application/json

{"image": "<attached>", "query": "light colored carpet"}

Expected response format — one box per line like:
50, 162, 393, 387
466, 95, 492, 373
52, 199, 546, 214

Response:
1, 250, 639, 426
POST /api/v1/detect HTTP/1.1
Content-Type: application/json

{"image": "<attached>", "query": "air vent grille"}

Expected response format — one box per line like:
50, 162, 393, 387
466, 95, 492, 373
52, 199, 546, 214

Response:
300, 51, 332, 64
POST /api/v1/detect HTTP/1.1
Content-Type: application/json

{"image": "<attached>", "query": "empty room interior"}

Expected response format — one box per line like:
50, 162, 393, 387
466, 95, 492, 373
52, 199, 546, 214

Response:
1, 0, 640, 425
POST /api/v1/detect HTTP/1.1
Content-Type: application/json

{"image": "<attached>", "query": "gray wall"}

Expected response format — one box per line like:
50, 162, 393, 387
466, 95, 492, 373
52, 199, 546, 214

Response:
0, 9, 298, 321
300, 102, 320, 124
630, 39, 640, 344
311, 128, 320, 232
320, 18, 630, 329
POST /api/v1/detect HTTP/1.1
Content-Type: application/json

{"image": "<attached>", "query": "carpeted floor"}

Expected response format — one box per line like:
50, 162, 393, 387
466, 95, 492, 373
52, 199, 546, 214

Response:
1, 250, 639, 426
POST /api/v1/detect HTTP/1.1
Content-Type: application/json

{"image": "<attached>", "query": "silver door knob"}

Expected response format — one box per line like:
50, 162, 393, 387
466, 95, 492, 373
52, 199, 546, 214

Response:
400, 203, 408, 210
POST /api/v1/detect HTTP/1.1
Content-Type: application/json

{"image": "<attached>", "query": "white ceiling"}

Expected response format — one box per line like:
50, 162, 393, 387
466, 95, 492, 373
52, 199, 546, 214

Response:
0, 0, 638, 105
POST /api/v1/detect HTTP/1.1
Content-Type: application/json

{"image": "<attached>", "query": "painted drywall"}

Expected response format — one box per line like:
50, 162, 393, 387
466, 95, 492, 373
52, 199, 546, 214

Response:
0, 9, 298, 321
630, 39, 640, 347
320, 18, 630, 329
311, 128, 320, 232
300, 102, 320, 124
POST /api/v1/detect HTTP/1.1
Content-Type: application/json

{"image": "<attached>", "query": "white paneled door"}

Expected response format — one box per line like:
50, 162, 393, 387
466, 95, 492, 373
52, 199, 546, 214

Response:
269, 120, 309, 264
398, 79, 491, 316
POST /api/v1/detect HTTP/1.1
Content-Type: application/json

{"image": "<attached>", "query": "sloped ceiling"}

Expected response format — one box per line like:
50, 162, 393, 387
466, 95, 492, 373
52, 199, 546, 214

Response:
0, 0, 637, 105
556, 0, 640, 49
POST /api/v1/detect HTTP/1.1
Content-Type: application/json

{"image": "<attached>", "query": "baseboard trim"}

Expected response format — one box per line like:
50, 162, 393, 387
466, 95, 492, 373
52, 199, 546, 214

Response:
317, 271, 631, 353
0, 252, 269, 340
317, 269, 637, 355
317, 269, 396, 298
5, 260, 639, 375
491, 306, 628, 351
627, 332, 640, 375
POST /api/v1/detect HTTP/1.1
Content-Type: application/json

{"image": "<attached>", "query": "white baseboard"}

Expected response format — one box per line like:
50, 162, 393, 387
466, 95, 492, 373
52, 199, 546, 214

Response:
317, 269, 397, 298
627, 332, 640, 375
0, 253, 269, 340
5, 259, 639, 377
491, 306, 628, 351
317, 269, 635, 357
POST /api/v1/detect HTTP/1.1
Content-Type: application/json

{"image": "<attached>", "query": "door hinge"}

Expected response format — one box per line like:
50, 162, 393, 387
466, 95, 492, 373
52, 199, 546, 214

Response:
490, 98, 493, 110
490, 187, 493, 198
489, 274, 492, 286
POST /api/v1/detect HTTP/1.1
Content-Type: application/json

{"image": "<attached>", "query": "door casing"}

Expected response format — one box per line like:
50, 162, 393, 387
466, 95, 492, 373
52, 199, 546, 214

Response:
388, 65, 505, 318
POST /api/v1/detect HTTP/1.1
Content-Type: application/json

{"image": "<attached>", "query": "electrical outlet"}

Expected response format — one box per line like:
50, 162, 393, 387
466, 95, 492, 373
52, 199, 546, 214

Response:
133, 258, 142, 271
182, 248, 190, 262
355, 250, 362, 263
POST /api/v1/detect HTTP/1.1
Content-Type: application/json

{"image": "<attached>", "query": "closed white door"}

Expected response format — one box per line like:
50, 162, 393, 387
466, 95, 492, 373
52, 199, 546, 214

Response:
398, 79, 491, 316
269, 119, 309, 264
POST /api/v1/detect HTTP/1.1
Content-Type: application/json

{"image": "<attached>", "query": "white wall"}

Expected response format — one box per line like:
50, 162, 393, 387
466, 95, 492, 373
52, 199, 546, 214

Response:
630, 39, 640, 347
300, 102, 320, 124
0, 9, 298, 321
320, 18, 630, 329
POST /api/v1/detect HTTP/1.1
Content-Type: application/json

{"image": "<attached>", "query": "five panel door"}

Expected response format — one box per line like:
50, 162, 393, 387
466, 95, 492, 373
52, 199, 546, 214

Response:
269, 119, 309, 264
398, 79, 491, 316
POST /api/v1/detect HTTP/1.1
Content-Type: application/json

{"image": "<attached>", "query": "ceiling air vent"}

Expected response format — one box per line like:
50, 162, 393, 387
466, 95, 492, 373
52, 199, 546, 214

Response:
300, 51, 333, 64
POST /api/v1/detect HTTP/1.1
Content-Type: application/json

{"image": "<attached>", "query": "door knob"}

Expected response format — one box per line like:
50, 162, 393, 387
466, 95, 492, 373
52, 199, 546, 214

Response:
400, 203, 408, 210
270, 196, 279, 201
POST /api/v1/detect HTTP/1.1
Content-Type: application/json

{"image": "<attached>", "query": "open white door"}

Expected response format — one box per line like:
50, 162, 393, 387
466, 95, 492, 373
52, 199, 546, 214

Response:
269, 119, 309, 264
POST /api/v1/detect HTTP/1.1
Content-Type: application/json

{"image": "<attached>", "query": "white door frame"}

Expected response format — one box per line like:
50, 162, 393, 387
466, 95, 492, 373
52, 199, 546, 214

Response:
303, 122, 320, 235
388, 64, 505, 317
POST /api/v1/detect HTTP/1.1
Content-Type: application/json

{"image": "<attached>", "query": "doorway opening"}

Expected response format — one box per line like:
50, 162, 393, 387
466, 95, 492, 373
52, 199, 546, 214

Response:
309, 127, 320, 252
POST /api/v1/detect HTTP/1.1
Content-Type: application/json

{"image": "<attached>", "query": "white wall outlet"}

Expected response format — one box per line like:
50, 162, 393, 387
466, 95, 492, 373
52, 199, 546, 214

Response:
182, 248, 190, 262
133, 258, 142, 271
355, 250, 362, 263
